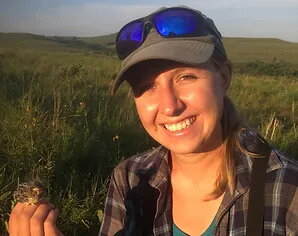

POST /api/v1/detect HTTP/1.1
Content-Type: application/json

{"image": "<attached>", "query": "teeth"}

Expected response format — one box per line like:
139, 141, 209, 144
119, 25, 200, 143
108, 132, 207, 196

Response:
164, 117, 196, 132
186, 119, 190, 126
177, 123, 182, 130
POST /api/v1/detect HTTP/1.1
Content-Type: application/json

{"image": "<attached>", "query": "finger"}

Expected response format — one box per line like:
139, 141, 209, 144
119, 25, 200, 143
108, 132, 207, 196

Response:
30, 203, 54, 236
19, 204, 40, 236
44, 209, 63, 236
9, 203, 26, 236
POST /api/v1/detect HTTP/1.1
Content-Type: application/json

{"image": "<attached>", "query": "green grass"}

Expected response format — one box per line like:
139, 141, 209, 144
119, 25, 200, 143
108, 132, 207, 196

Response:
229, 74, 298, 157
0, 49, 154, 235
78, 33, 117, 48
0, 33, 115, 55
0, 34, 297, 235
223, 37, 298, 65
0, 33, 75, 52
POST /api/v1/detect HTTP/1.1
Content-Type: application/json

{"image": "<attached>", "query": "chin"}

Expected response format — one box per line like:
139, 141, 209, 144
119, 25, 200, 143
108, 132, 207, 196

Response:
159, 132, 223, 154
161, 140, 203, 155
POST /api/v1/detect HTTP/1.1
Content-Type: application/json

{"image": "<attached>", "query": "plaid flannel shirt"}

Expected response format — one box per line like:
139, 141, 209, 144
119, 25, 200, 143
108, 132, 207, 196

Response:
99, 144, 298, 236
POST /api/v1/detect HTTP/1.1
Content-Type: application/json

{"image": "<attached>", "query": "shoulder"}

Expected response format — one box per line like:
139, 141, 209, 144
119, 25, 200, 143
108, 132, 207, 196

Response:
111, 146, 167, 187
269, 149, 298, 181
267, 150, 298, 234
264, 149, 298, 212
268, 149, 298, 186
113, 146, 163, 173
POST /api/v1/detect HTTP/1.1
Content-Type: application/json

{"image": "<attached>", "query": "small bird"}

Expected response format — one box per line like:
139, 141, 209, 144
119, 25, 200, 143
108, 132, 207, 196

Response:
13, 180, 46, 205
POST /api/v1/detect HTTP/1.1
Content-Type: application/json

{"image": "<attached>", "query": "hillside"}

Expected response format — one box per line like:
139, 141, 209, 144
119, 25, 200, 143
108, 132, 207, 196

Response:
0, 33, 78, 52
0, 33, 114, 55
78, 33, 117, 47
1, 32, 298, 66
223, 37, 298, 64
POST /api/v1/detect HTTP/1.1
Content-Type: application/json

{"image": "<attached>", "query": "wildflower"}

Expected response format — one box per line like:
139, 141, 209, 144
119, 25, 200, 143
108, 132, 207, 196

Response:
113, 135, 119, 142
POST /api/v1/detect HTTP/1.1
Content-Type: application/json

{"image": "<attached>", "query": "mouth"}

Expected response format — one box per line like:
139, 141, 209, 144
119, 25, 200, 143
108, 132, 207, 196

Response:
163, 116, 196, 132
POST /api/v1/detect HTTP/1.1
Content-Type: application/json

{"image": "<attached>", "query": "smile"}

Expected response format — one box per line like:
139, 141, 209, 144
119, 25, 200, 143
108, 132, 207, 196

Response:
164, 116, 196, 132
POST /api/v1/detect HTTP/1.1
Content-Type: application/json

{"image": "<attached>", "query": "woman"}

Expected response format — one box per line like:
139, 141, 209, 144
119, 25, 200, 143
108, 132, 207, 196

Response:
8, 6, 297, 236
99, 6, 298, 236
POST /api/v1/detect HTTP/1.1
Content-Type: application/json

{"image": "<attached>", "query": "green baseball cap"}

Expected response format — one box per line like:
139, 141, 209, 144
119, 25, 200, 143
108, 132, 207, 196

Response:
112, 6, 227, 95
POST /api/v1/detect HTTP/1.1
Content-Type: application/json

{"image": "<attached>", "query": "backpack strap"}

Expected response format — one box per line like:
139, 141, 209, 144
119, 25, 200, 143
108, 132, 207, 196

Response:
240, 129, 271, 235
121, 170, 159, 236
245, 133, 271, 236
246, 156, 270, 235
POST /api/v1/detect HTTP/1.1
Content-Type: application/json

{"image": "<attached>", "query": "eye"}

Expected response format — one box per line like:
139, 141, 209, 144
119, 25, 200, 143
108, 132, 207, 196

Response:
140, 82, 156, 92
178, 74, 197, 81
133, 82, 156, 96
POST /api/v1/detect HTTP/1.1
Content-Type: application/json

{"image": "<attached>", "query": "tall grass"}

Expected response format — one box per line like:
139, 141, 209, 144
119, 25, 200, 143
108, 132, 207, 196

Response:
0, 49, 297, 235
0, 49, 155, 235
229, 73, 298, 157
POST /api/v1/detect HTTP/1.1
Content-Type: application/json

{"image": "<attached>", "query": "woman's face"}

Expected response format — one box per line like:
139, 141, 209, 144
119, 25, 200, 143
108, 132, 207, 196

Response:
131, 61, 230, 155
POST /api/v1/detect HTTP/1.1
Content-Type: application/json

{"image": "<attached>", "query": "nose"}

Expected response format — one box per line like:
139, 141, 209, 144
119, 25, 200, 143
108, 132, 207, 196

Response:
159, 86, 185, 116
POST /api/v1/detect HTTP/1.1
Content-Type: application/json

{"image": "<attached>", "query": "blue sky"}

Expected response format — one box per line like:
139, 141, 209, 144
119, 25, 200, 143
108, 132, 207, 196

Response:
1, 0, 298, 42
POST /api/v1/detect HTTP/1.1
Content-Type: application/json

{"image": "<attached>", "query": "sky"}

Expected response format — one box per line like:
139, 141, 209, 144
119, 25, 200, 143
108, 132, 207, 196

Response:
0, 0, 298, 42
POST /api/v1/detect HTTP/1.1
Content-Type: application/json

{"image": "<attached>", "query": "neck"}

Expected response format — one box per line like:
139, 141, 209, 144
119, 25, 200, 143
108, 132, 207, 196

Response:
170, 143, 225, 190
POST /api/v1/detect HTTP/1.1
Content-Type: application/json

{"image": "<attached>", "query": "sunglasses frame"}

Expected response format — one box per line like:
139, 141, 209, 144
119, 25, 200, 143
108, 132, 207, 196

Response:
116, 7, 222, 60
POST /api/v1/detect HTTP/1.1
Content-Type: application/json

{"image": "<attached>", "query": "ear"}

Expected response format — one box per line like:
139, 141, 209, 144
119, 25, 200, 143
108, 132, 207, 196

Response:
218, 60, 232, 94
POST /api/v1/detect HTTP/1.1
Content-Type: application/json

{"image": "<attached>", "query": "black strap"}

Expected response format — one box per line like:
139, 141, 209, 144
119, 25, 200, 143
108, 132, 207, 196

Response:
246, 154, 270, 235
119, 171, 159, 236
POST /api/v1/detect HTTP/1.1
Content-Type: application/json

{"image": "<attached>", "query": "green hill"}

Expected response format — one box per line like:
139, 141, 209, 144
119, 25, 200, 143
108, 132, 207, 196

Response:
223, 37, 298, 65
78, 33, 117, 47
0, 33, 114, 55
0, 33, 76, 51
1, 32, 298, 66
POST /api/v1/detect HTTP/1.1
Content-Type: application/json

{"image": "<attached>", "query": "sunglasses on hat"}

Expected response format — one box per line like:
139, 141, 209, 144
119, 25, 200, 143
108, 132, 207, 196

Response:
116, 7, 224, 60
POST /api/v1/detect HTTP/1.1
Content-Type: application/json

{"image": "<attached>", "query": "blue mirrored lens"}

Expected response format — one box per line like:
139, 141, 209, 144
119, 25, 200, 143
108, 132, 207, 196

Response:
153, 9, 199, 36
117, 21, 143, 58
118, 21, 143, 42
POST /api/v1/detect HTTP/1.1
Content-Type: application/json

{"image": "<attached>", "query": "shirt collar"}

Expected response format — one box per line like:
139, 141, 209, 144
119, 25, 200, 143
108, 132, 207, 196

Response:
135, 145, 170, 188
235, 149, 283, 194
135, 144, 283, 192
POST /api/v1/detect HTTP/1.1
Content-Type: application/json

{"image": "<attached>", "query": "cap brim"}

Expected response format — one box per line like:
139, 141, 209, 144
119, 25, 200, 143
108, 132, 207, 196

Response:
112, 39, 214, 95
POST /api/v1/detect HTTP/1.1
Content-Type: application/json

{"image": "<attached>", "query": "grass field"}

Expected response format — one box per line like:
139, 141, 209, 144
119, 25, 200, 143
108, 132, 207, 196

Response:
0, 33, 75, 52
0, 33, 297, 235
223, 37, 298, 65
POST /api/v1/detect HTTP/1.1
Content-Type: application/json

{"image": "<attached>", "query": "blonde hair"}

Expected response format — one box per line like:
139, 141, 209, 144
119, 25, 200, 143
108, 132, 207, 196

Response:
206, 56, 241, 199
208, 58, 270, 200
209, 96, 241, 199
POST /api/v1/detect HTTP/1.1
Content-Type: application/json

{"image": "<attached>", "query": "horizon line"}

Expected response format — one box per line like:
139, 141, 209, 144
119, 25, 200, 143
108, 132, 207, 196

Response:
1, 31, 297, 44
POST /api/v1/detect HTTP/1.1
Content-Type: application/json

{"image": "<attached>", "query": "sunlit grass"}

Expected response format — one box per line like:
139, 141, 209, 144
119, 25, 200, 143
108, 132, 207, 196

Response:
0, 48, 297, 234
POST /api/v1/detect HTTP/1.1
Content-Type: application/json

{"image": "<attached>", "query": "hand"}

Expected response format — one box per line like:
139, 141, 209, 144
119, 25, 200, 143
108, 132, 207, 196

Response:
8, 201, 63, 236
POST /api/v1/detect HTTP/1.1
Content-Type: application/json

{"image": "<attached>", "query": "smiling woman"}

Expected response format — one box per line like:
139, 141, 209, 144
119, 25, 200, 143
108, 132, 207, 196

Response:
7, 5, 298, 236
129, 61, 228, 156
98, 6, 298, 236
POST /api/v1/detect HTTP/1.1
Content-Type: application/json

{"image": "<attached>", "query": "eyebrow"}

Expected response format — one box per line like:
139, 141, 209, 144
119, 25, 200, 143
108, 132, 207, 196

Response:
169, 66, 208, 75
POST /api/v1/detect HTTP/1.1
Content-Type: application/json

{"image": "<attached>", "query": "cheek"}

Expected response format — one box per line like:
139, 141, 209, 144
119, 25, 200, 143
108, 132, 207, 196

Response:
135, 98, 158, 127
181, 85, 223, 112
